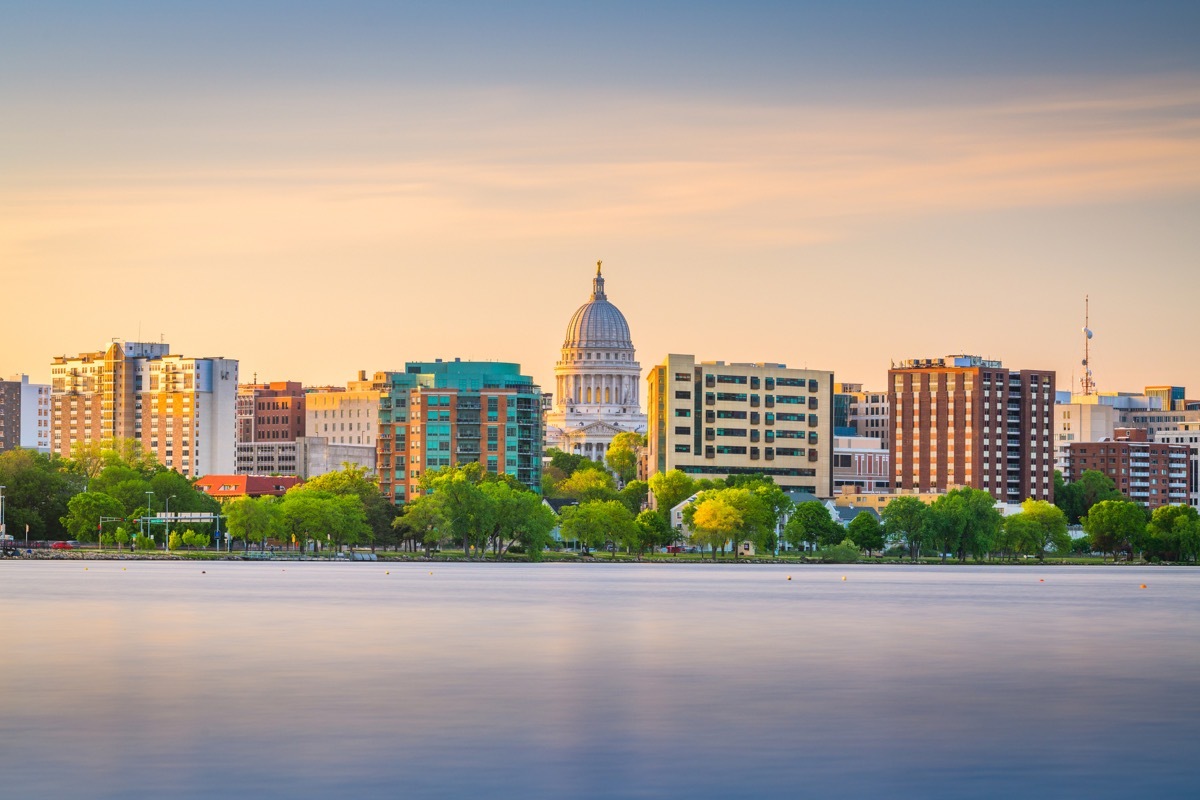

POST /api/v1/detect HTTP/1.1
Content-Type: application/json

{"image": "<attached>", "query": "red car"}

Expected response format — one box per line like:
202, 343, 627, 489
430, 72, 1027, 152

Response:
51, 541, 73, 550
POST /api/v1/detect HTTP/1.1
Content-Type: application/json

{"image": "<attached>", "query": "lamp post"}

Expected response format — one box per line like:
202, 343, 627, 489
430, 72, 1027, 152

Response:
145, 490, 154, 548
0, 485, 6, 541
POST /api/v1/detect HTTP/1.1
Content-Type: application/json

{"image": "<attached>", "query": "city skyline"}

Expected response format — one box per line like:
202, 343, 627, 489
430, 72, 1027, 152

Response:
4, 2, 1199, 395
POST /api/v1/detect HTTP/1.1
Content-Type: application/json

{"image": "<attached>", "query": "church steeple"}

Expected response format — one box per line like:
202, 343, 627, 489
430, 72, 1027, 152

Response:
591, 260, 606, 300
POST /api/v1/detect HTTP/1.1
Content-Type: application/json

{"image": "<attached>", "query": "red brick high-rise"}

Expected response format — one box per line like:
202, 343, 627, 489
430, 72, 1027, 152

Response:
889, 355, 1055, 503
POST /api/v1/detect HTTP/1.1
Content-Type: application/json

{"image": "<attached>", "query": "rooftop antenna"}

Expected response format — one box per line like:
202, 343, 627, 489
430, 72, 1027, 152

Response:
1080, 295, 1095, 396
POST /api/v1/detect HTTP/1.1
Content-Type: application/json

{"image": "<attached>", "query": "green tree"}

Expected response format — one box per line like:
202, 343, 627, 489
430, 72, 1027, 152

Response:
1142, 504, 1200, 562
559, 500, 636, 557
0, 448, 83, 540
1056, 469, 1124, 524
605, 432, 646, 485
927, 487, 1003, 562
616, 479, 649, 515
1082, 499, 1145, 561
1014, 499, 1070, 561
846, 511, 885, 557
299, 462, 396, 550
410, 464, 492, 558
783, 501, 839, 552
558, 468, 618, 503
634, 509, 674, 557
546, 449, 603, 478
225, 496, 280, 551
61, 491, 126, 543
648, 469, 697, 514
881, 496, 929, 561
168, 531, 184, 551
691, 495, 744, 560
479, 481, 557, 560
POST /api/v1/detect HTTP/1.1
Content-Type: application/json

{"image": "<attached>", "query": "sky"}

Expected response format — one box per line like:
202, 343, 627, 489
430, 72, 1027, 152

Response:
3, 1, 1199, 396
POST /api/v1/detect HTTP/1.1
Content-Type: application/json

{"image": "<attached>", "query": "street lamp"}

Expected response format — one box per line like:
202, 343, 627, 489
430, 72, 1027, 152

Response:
0, 485, 6, 541
145, 490, 154, 547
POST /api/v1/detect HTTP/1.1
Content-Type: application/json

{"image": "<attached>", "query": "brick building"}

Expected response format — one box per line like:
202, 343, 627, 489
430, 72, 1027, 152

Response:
1065, 429, 1191, 509
889, 355, 1055, 503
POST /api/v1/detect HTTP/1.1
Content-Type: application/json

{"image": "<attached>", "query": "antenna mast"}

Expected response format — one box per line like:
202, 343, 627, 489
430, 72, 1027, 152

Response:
1080, 295, 1095, 396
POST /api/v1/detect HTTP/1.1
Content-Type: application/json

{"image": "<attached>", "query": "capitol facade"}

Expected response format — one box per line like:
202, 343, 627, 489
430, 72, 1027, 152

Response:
545, 263, 647, 460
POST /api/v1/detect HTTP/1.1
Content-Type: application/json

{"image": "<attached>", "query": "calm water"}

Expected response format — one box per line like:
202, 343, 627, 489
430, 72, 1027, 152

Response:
1, 561, 1198, 799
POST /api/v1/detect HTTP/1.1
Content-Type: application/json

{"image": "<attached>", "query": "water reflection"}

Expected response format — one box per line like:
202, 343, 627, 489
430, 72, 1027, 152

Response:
1, 562, 1198, 798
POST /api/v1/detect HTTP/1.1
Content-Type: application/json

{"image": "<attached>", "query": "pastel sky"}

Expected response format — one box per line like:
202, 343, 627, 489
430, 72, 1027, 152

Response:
3, 1, 1199, 396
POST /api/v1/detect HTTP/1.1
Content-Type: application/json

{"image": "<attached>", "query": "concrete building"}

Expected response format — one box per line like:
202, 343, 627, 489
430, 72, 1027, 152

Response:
49, 342, 238, 477
378, 360, 544, 505
834, 383, 889, 448
1064, 429, 1191, 510
301, 370, 390, 478
646, 355, 834, 496
544, 263, 647, 461
0, 374, 51, 453
889, 355, 1055, 503
833, 435, 890, 493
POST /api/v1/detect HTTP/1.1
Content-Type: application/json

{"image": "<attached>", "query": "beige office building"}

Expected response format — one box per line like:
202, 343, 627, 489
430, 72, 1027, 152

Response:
646, 355, 833, 496
49, 341, 238, 477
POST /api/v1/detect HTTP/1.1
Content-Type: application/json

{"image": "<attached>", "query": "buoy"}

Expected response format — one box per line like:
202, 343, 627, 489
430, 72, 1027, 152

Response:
1140, 584, 1147, 589
429, 571, 433, 575
787, 576, 791, 581
386, 571, 390, 575
202, 570, 206, 574
84, 567, 88, 571
841, 576, 847, 581
1039, 579, 1044, 582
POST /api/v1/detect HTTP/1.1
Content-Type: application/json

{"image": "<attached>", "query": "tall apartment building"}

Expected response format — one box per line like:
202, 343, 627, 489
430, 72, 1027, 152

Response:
889, 355, 1054, 503
1064, 429, 1191, 509
377, 360, 544, 505
646, 355, 834, 496
834, 383, 889, 448
49, 342, 238, 477
0, 374, 52, 453
235, 381, 306, 475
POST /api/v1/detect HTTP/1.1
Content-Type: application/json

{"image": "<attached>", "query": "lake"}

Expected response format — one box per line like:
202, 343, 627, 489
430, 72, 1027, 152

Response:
1, 561, 1198, 799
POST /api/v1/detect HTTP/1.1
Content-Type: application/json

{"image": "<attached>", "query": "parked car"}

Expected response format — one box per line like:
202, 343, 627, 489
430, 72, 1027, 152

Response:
51, 541, 73, 550
66, 540, 81, 548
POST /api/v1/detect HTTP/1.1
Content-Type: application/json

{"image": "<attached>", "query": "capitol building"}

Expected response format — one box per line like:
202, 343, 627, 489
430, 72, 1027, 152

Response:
545, 263, 647, 460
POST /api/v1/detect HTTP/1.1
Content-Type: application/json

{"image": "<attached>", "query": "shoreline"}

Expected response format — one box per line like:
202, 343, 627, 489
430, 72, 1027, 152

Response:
2, 550, 1188, 566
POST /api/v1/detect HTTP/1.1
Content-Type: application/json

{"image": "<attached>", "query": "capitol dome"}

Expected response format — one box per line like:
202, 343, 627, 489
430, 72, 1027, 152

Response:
562, 265, 634, 350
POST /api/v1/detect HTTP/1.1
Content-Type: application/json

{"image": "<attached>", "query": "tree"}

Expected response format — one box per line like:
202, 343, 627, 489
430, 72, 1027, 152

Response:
1082, 499, 1145, 561
648, 469, 696, 514
559, 500, 636, 557
691, 495, 744, 560
0, 448, 83, 540
300, 462, 396, 550
823, 538, 860, 564
605, 432, 646, 485
881, 496, 929, 561
1056, 469, 1123, 524
1013, 499, 1070, 561
783, 501, 839, 552
62, 491, 125, 543
168, 531, 184, 551
1142, 504, 1200, 562
616, 480, 649, 515
927, 487, 1002, 562
479, 481, 556, 560
558, 468, 617, 503
406, 464, 492, 558
846, 512, 885, 557
634, 509, 674, 557
225, 496, 280, 551
546, 449, 603, 478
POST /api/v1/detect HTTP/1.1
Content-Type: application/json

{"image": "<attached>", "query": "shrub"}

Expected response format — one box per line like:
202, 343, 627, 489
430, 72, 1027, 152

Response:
134, 534, 157, 551
822, 538, 860, 564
